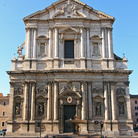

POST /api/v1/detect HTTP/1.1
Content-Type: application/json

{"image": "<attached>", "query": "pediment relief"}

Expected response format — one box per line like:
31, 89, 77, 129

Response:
93, 94, 104, 99
59, 27, 80, 34
59, 82, 81, 99
60, 82, 79, 93
116, 87, 126, 96
59, 91, 81, 100
36, 95, 48, 99
52, 0, 86, 18
36, 86, 48, 98
90, 35, 102, 43
37, 35, 49, 40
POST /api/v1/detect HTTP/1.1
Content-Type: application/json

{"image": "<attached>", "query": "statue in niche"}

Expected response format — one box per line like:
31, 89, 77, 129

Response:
119, 103, 124, 115
15, 103, 20, 115
18, 88, 23, 95
36, 88, 39, 94
38, 103, 44, 115
14, 88, 18, 95
96, 103, 101, 115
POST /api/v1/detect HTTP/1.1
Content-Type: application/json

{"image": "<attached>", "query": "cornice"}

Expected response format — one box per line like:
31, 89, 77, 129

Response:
23, 18, 114, 23
7, 69, 133, 75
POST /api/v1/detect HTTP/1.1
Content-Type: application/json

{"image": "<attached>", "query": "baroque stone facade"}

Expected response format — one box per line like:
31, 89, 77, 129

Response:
7, 0, 133, 136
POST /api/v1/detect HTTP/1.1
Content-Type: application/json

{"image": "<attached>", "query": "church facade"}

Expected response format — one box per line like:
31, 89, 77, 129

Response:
7, 0, 133, 136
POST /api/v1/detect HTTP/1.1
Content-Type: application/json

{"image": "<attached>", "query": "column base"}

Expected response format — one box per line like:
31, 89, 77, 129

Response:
47, 58, 53, 68
86, 59, 91, 69
54, 58, 59, 68
80, 58, 85, 69
80, 123, 88, 134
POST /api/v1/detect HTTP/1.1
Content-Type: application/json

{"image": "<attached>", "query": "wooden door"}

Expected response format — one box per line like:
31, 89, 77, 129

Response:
64, 105, 76, 132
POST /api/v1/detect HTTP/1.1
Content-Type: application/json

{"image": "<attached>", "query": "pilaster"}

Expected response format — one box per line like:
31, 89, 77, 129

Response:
7, 82, 15, 134
54, 81, 58, 121
47, 82, 52, 120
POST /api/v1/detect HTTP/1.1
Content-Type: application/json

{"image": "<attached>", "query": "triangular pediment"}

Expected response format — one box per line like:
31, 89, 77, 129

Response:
23, 0, 115, 22
60, 27, 80, 34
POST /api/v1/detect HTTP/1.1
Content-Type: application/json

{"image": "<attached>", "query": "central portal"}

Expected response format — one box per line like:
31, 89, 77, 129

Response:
64, 105, 76, 132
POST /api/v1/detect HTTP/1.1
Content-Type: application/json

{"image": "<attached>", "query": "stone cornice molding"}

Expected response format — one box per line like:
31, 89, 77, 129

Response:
25, 27, 37, 30
7, 70, 133, 75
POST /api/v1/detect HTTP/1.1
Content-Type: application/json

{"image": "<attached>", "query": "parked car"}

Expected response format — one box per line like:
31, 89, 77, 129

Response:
0, 131, 2, 135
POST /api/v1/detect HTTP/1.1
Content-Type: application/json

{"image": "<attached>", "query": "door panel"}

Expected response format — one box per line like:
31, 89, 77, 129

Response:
64, 105, 76, 132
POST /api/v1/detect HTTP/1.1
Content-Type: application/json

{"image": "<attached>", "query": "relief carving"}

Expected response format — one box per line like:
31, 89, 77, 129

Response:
116, 87, 125, 96
38, 103, 44, 115
36, 85, 48, 95
14, 88, 23, 95
53, 0, 86, 18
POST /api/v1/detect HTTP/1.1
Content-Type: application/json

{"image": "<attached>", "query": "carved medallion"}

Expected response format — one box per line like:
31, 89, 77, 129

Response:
67, 96, 72, 103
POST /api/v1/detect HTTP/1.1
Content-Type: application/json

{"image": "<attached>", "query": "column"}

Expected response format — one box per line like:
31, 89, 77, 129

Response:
31, 82, 35, 121
88, 82, 92, 120
102, 28, 105, 58
27, 28, 31, 58
105, 28, 108, 58
108, 28, 111, 58
104, 82, 109, 120
49, 28, 52, 58
55, 27, 58, 58
25, 29, 28, 58
86, 28, 90, 58
47, 82, 52, 120
23, 82, 29, 121
111, 82, 116, 120
81, 82, 86, 120
8, 82, 15, 121
33, 28, 37, 59
110, 28, 113, 58
54, 81, 58, 120
125, 81, 132, 120
80, 27, 84, 58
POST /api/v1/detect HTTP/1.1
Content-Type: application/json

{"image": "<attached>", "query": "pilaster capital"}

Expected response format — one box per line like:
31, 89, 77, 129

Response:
9, 82, 15, 86
103, 81, 108, 85
110, 81, 116, 86
54, 26, 58, 29
80, 26, 84, 30
87, 81, 92, 85
86, 27, 90, 31
25, 27, 37, 30
49, 27, 53, 30
124, 81, 130, 86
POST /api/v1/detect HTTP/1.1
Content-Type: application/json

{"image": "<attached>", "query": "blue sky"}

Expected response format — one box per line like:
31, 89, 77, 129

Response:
0, 0, 138, 96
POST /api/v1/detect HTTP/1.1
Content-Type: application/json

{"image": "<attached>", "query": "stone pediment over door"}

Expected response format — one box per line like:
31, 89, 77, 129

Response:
59, 82, 82, 105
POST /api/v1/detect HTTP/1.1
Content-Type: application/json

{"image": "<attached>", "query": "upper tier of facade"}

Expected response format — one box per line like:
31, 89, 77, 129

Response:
11, 0, 128, 71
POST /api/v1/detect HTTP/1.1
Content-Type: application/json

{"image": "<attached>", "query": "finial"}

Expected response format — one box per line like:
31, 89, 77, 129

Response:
123, 53, 127, 60
12, 54, 16, 60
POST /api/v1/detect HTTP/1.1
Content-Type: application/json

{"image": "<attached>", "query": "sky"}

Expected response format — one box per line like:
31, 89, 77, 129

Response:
0, 0, 138, 96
